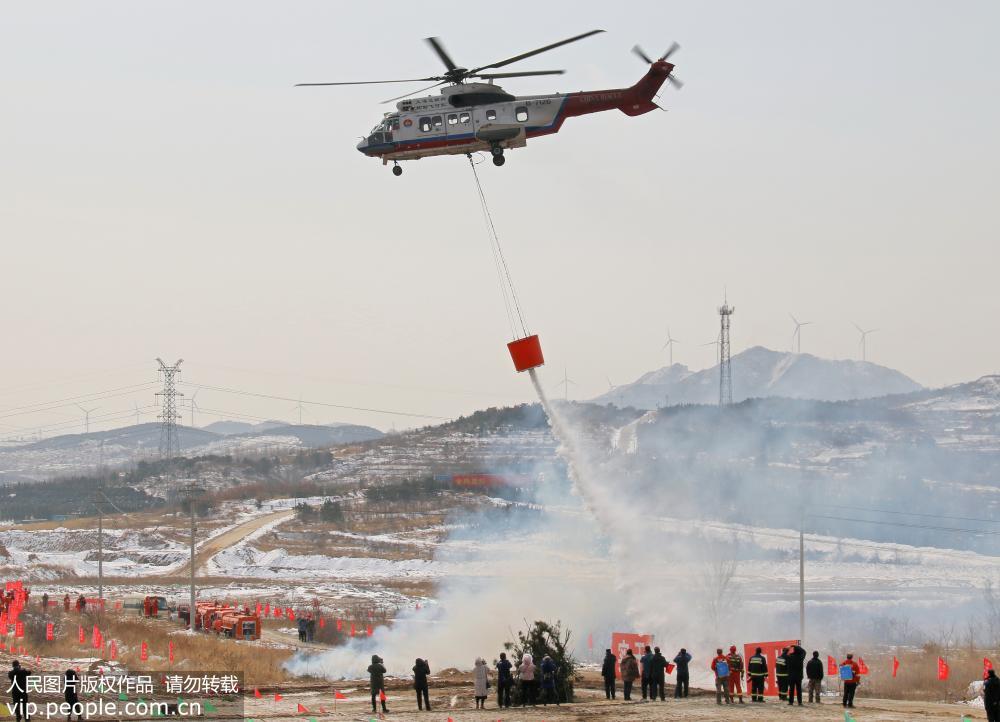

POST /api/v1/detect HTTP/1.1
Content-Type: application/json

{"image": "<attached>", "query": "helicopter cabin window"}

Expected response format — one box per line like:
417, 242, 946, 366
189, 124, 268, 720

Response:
459, 111, 471, 124
515, 106, 529, 122
388, 118, 400, 131
447, 113, 458, 125
419, 117, 432, 132
486, 109, 497, 121
432, 115, 443, 129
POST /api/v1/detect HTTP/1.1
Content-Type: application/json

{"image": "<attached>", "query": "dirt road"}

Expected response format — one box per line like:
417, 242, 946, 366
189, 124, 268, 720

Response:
169, 508, 294, 577
243, 685, 985, 721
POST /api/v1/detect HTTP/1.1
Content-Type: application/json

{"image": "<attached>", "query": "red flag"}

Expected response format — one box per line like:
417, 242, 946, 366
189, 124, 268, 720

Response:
255, 602, 261, 616
296, 703, 308, 713
858, 657, 869, 675
937, 656, 949, 681
985, 657, 995, 680
168, 641, 175, 664
274, 694, 283, 702
350, 623, 356, 637
892, 656, 900, 678
334, 691, 347, 700
78, 625, 85, 643
665, 662, 675, 674
587, 633, 593, 649
140, 641, 148, 661
288, 608, 295, 621
827, 655, 837, 675
92, 625, 101, 649
318, 618, 325, 629
274, 607, 282, 618
264, 602, 271, 616
366, 624, 373, 637
253, 688, 262, 699
379, 690, 386, 702
110, 640, 118, 661
45, 623, 54, 641
335, 619, 342, 632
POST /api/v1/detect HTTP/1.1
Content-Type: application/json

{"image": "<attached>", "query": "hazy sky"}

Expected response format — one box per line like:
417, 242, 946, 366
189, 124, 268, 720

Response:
2, 0, 997, 436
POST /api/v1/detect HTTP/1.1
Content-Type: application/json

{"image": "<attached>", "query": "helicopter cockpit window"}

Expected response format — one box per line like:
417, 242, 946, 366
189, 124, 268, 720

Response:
388, 118, 400, 131
459, 112, 471, 124
515, 106, 529, 122
447, 113, 458, 125
486, 109, 497, 121
432, 115, 443, 129
419, 117, 432, 132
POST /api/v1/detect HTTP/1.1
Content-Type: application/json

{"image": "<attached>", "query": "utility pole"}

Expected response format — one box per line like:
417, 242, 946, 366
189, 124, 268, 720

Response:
187, 479, 198, 631
718, 296, 735, 406
97, 494, 104, 601
156, 358, 184, 458
799, 516, 806, 644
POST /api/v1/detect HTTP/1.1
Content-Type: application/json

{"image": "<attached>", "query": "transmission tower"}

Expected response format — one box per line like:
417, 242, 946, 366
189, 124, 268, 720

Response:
718, 298, 735, 406
156, 358, 184, 458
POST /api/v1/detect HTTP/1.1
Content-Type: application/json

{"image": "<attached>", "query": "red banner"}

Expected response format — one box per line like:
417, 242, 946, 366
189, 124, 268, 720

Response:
892, 656, 900, 678
78, 626, 85, 644
169, 641, 175, 664
45, 623, 54, 641
743, 640, 799, 697
937, 657, 949, 681
827, 655, 838, 675
140, 641, 149, 661
610, 632, 653, 679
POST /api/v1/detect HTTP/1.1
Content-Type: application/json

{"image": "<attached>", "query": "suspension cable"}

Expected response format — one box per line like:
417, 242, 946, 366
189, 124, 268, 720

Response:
467, 154, 529, 339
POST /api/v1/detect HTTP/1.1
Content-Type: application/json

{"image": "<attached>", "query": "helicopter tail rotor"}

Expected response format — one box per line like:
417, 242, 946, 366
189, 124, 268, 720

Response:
632, 41, 683, 89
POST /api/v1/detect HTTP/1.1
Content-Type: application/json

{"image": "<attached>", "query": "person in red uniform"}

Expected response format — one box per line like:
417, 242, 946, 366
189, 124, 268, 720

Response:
840, 653, 861, 708
726, 645, 745, 704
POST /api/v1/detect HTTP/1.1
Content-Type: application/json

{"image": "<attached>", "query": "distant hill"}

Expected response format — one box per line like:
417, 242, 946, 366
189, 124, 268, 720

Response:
593, 346, 923, 409
203, 420, 286, 435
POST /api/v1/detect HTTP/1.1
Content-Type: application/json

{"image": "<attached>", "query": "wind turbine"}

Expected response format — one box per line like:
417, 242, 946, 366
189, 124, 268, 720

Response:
291, 396, 305, 425
661, 328, 680, 366
76, 404, 99, 434
556, 368, 578, 401
853, 323, 877, 362
790, 314, 813, 354
702, 336, 721, 366
188, 391, 200, 428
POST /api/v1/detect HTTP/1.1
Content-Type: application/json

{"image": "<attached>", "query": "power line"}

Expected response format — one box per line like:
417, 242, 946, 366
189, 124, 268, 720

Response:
179, 382, 449, 420
0, 382, 158, 421
809, 513, 1000, 536
0, 404, 159, 442
822, 503, 999, 526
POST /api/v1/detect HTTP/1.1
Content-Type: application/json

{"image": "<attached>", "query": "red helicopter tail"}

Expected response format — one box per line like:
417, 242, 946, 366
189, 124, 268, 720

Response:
618, 60, 674, 116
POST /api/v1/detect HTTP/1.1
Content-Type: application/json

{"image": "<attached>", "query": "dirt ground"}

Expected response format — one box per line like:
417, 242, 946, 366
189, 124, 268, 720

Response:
243, 683, 984, 720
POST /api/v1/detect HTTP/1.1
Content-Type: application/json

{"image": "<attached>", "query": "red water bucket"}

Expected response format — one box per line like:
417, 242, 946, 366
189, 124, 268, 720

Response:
507, 334, 544, 372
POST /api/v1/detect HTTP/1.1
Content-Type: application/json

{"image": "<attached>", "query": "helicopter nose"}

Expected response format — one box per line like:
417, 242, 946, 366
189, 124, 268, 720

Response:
356, 139, 367, 153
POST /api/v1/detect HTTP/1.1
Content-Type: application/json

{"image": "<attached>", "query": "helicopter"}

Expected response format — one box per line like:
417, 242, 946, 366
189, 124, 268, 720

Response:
297, 30, 682, 176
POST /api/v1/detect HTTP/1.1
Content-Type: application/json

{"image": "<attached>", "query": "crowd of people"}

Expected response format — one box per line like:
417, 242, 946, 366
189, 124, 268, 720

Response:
357, 643, 877, 714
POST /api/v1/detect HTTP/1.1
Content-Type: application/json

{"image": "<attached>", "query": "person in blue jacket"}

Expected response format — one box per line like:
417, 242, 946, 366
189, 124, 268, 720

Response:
539, 655, 559, 706
673, 648, 692, 698
640, 646, 654, 700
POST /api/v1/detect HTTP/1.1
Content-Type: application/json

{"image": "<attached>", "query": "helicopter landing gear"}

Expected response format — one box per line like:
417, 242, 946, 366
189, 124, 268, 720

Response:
490, 143, 505, 166
391, 163, 403, 176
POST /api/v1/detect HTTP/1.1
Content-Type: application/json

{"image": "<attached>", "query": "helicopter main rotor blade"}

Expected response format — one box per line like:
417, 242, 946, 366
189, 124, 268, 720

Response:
632, 45, 654, 64
469, 29, 604, 74
296, 77, 442, 87
667, 74, 684, 89
660, 41, 680, 61
472, 70, 565, 79
425, 36, 459, 72
381, 80, 447, 104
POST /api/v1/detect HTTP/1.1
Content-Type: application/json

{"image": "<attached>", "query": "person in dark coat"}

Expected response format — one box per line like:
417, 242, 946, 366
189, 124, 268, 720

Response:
639, 646, 653, 700
413, 658, 431, 711
600, 649, 617, 700
786, 644, 806, 706
620, 649, 640, 701
539, 655, 559, 706
64, 669, 82, 722
984, 669, 999, 722
673, 648, 692, 698
296, 616, 308, 643
367, 654, 388, 714
806, 651, 824, 703
775, 647, 789, 701
650, 647, 667, 701
747, 647, 768, 703
8, 660, 32, 722
495, 652, 513, 708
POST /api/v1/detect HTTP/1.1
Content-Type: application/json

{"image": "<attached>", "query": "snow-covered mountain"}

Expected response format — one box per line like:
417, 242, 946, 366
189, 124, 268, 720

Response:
593, 346, 923, 409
